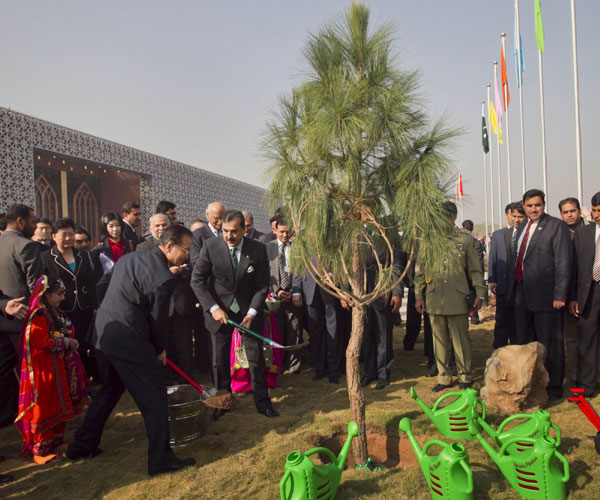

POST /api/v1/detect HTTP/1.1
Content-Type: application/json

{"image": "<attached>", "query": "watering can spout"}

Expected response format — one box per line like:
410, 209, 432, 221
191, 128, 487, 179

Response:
399, 417, 424, 463
410, 387, 436, 422
337, 421, 359, 471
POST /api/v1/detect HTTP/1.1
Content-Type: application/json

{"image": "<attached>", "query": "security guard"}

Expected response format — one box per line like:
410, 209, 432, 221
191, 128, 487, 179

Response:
414, 201, 486, 392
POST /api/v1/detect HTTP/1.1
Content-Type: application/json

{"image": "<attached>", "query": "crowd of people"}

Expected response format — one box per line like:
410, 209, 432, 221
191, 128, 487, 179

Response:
0, 186, 599, 483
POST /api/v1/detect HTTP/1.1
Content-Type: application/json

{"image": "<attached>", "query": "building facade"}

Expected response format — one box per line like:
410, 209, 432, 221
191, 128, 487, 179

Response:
0, 108, 269, 241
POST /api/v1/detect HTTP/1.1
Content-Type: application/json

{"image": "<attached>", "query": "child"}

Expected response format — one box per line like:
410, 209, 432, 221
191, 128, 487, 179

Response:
15, 275, 89, 464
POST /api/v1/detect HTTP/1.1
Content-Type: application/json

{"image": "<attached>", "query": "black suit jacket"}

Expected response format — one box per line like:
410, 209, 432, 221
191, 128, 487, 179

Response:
136, 237, 159, 252
190, 225, 218, 266
488, 227, 513, 296
248, 229, 265, 241
506, 213, 572, 311
191, 236, 269, 334
41, 247, 97, 312
571, 223, 599, 312
122, 222, 142, 250
91, 238, 133, 281
94, 248, 176, 365
261, 232, 277, 244
0, 230, 44, 332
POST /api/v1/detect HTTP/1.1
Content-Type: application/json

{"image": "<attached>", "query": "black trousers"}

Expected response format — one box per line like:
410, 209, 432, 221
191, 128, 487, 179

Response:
363, 305, 393, 379
212, 311, 271, 412
403, 289, 435, 366
67, 351, 177, 475
306, 291, 343, 378
0, 332, 19, 428
492, 294, 516, 348
193, 310, 212, 374
167, 311, 195, 378
514, 282, 565, 397
70, 307, 98, 382
577, 282, 600, 394
275, 303, 303, 373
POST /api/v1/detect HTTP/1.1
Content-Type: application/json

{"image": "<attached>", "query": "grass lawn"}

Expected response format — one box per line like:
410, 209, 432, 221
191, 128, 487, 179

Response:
1, 311, 599, 499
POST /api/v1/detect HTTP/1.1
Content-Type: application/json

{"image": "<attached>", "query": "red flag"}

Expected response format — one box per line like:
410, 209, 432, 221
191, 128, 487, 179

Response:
458, 172, 464, 200
501, 43, 510, 110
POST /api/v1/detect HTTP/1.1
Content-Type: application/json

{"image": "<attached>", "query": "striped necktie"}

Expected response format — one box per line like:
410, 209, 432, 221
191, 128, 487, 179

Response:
514, 221, 532, 283
593, 232, 600, 283
229, 247, 240, 313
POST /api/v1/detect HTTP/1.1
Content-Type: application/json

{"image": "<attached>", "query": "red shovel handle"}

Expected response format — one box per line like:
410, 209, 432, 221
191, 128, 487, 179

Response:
166, 358, 204, 394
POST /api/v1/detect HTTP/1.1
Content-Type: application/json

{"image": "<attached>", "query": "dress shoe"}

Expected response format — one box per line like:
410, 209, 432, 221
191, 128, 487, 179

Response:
426, 364, 438, 377
360, 375, 377, 387
459, 382, 471, 390
450, 364, 458, 376
65, 447, 103, 460
547, 392, 563, 402
375, 378, 388, 390
328, 375, 339, 384
403, 343, 415, 351
210, 408, 228, 422
432, 383, 452, 393
0, 473, 13, 486
312, 372, 326, 381
149, 457, 196, 476
258, 407, 280, 418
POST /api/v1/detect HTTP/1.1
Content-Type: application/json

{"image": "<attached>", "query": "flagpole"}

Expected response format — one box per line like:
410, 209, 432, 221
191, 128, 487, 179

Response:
501, 33, 513, 203
494, 61, 503, 228
487, 84, 496, 234
515, 0, 526, 192
537, 37, 548, 200
482, 100, 490, 249
570, 0, 583, 202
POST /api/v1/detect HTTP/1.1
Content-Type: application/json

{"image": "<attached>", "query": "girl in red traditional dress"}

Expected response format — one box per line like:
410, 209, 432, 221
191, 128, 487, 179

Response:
15, 276, 89, 464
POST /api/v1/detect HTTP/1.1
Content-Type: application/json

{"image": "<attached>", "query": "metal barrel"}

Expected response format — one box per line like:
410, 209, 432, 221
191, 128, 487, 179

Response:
167, 384, 209, 447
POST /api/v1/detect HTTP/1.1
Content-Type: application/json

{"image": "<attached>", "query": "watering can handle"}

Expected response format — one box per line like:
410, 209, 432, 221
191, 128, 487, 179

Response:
460, 459, 474, 494
279, 470, 292, 499
432, 391, 461, 411
550, 422, 562, 446
555, 450, 570, 483
476, 399, 486, 420
496, 414, 528, 434
498, 435, 536, 457
305, 447, 338, 474
422, 440, 450, 456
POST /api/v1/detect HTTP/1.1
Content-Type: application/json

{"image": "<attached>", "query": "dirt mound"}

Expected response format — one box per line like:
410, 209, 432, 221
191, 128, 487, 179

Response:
315, 427, 420, 469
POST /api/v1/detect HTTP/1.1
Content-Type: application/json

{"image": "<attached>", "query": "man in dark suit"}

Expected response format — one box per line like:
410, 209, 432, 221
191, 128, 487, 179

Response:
303, 270, 344, 383
0, 204, 42, 427
242, 211, 265, 241
569, 191, 600, 397
506, 189, 572, 400
137, 213, 170, 252
121, 201, 143, 250
190, 201, 224, 265
266, 218, 303, 375
489, 202, 519, 348
191, 210, 277, 419
66, 225, 195, 476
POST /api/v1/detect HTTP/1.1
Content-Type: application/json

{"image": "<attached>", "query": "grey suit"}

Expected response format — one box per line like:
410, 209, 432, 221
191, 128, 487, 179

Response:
266, 240, 303, 373
0, 229, 43, 427
507, 213, 572, 398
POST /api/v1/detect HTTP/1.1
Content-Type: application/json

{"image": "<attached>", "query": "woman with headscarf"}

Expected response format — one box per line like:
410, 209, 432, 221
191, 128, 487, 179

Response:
15, 276, 89, 464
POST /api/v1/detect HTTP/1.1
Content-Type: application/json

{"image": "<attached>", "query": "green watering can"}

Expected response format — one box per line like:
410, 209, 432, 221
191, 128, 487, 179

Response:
476, 433, 569, 500
399, 417, 473, 500
279, 421, 359, 500
410, 386, 485, 441
478, 409, 561, 456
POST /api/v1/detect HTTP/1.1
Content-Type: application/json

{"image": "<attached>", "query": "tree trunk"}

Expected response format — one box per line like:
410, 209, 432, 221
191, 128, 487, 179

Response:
346, 304, 368, 465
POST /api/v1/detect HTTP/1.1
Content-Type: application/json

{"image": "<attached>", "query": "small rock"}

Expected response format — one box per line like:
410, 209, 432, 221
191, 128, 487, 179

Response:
480, 342, 549, 413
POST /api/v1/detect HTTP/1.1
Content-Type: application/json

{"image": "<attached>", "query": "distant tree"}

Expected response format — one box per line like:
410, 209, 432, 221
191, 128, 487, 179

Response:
263, 2, 459, 464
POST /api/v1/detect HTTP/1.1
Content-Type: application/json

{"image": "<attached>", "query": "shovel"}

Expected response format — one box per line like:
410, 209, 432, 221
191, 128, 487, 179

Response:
227, 319, 309, 351
166, 358, 234, 410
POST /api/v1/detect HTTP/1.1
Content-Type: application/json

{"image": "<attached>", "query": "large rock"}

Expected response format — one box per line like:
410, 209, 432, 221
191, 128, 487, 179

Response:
480, 342, 549, 414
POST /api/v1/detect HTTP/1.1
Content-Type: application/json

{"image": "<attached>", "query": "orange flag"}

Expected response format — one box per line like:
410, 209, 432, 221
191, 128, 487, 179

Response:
501, 43, 510, 110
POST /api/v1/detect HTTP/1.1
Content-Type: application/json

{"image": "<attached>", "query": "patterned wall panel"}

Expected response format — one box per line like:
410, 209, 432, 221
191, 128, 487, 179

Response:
0, 108, 270, 231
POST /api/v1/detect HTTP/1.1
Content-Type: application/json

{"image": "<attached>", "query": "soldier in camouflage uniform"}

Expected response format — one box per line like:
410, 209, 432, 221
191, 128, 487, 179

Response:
414, 202, 487, 392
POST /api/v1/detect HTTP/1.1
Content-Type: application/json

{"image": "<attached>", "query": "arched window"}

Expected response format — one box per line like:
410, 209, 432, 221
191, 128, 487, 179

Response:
34, 174, 59, 220
72, 181, 99, 243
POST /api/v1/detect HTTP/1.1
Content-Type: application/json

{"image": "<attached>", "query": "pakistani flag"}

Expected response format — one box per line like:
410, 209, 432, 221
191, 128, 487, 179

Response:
482, 116, 489, 153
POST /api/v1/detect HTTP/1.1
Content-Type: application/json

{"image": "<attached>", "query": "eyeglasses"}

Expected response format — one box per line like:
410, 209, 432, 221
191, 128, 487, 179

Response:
175, 244, 190, 256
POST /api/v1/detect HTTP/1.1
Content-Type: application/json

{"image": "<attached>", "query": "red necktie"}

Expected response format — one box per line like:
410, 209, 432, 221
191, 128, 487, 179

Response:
514, 221, 532, 283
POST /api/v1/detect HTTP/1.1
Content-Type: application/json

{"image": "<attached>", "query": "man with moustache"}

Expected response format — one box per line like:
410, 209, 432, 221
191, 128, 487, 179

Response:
191, 210, 278, 420
121, 202, 143, 250
506, 189, 571, 400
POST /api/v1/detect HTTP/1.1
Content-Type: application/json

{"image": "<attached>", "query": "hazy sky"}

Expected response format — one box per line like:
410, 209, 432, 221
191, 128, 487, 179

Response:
2, 1, 598, 224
